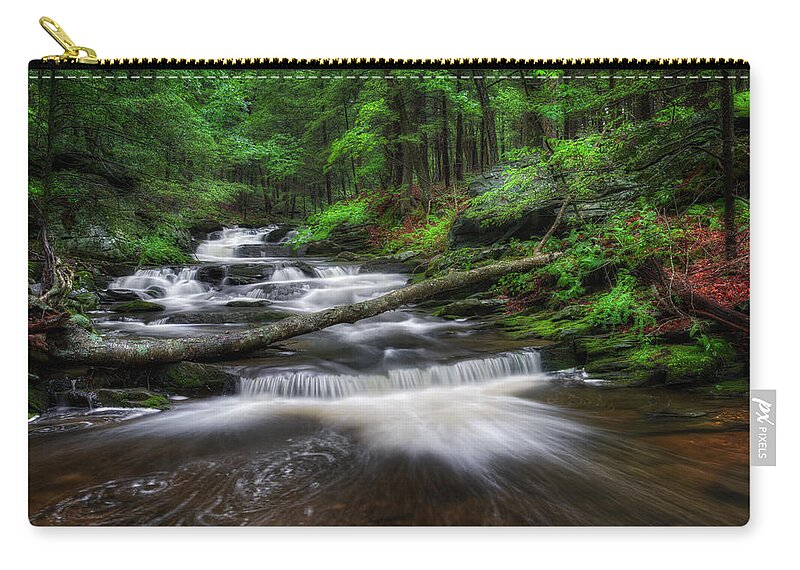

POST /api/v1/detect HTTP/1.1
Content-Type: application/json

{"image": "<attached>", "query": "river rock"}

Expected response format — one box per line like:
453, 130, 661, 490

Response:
68, 314, 94, 331
159, 362, 238, 396
253, 282, 309, 301
144, 286, 167, 298
196, 264, 227, 284
188, 220, 224, 239
292, 261, 319, 278
101, 288, 143, 301
28, 374, 48, 417
334, 251, 359, 261
224, 299, 271, 307
234, 244, 266, 258
100, 263, 139, 278
306, 240, 342, 255
358, 255, 415, 274
265, 226, 294, 243
224, 263, 274, 285
68, 290, 100, 311
93, 388, 170, 410
112, 300, 165, 313
437, 298, 506, 318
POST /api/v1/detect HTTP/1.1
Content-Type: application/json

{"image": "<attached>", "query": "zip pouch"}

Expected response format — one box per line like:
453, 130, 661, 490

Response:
28, 17, 751, 526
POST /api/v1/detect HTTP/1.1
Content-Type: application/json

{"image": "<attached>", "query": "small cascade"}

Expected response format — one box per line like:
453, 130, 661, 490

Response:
271, 266, 308, 281
195, 226, 295, 261
239, 350, 543, 399
108, 268, 207, 299
315, 265, 358, 278
278, 230, 298, 243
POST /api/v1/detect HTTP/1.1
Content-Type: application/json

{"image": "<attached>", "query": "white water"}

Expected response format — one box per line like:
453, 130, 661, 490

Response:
109, 268, 208, 298
31, 226, 749, 525
102, 227, 396, 315
239, 350, 543, 398
195, 225, 296, 261
95, 226, 581, 472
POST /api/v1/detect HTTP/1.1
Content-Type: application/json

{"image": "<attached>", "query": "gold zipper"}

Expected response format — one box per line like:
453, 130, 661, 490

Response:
36, 16, 748, 69
39, 17, 98, 64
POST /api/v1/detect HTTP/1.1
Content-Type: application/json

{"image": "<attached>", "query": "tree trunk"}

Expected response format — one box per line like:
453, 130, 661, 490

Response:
474, 73, 499, 165
42, 253, 558, 366
441, 91, 451, 189
632, 257, 749, 333
455, 105, 464, 182
321, 117, 333, 205
720, 71, 737, 260
259, 165, 271, 216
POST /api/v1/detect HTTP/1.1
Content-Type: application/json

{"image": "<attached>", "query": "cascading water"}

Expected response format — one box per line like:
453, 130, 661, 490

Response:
109, 267, 208, 299
29, 225, 749, 526
238, 350, 544, 398
195, 225, 298, 261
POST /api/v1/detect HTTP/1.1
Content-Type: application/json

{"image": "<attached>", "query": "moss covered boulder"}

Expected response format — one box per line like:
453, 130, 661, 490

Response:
94, 388, 170, 410
28, 374, 48, 417
501, 307, 595, 341
159, 362, 237, 396
576, 335, 732, 387
437, 298, 506, 318
68, 313, 94, 331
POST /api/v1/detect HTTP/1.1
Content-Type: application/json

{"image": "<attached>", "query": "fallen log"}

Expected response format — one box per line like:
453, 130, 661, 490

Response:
633, 256, 749, 333
42, 253, 558, 367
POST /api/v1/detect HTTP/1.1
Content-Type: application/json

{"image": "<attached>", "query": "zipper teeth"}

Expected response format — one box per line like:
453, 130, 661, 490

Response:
33, 57, 749, 68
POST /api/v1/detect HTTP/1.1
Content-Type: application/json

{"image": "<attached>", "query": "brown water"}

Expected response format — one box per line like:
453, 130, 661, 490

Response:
28, 227, 749, 526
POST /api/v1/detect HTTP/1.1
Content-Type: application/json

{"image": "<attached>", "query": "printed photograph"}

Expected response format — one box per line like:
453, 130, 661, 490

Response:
28, 67, 750, 525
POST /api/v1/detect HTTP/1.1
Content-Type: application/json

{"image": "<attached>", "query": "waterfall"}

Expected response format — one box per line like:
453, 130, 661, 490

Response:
108, 268, 207, 299
195, 226, 294, 261
271, 266, 307, 281
238, 350, 543, 398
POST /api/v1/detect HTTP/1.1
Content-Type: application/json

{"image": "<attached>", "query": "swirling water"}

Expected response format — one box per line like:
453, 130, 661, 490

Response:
29, 227, 749, 525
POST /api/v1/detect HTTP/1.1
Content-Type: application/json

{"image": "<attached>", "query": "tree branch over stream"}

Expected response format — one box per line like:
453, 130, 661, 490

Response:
41, 253, 558, 367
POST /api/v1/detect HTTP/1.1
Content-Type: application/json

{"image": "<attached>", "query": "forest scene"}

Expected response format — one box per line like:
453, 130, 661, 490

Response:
28, 66, 750, 525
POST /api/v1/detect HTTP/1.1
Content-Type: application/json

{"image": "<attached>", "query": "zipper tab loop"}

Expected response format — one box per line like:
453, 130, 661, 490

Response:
39, 16, 98, 64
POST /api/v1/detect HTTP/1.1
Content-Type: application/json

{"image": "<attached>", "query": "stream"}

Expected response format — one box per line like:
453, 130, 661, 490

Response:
28, 227, 749, 525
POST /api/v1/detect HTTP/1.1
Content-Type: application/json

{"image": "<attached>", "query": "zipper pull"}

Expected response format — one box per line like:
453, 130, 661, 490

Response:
39, 16, 98, 64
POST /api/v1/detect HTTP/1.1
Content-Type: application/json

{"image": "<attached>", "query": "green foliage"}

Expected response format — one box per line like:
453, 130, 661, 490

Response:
604, 208, 679, 261
294, 197, 372, 242
28, 179, 43, 201
662, 344, 717, 377
496, 272, 534, 297
688, 321, 734, 359
630, 341, 661, 367
384, 212, 457, 254
538, 234, 605, 302
733, 90, 750, 118
587, 273, 657, 334
136, 234, 189, 265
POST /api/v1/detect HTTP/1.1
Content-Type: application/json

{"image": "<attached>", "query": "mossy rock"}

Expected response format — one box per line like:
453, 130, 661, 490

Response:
73, 270, 96, 291
576, 334, 732, 387
68, 313, 94, 331
71, 291, 100, 311
159, 362, 237, 396
94, 388, 170, 410
501, 309, 595, 341
659, 344, 719, 381
334, 251, 359, 261
113, 300, 165, 313
436, 298, 506, 318
28, 375, 48, 417
224, 299, 270, 307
